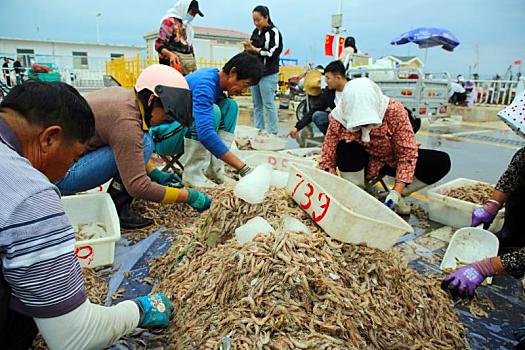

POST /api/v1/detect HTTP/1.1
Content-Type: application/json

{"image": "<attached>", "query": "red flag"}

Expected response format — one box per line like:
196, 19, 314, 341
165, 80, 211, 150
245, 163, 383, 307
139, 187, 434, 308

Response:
284, 48, 291, 56
337, 36, 345, 57
514, 59, 522, 65
324, 34, 334, 56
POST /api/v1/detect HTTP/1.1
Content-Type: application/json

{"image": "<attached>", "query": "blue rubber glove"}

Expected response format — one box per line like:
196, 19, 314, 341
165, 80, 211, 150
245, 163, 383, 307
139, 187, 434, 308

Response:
150, 169, 182, 187
187, 188, 211, 212
133, 293, 173, 329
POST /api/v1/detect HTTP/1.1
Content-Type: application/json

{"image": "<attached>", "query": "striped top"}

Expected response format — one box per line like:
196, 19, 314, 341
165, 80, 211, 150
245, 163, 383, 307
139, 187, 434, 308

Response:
0, 118, 86, 318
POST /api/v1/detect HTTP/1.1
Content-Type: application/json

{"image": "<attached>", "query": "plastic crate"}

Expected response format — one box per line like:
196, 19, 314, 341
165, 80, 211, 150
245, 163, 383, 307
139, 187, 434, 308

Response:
251, 136, 288, 151
61, 193, 121, 267
237, 150, 315, 171
287, 163, 413, 250
235, 125, 260, 146
279, 147, 321, 159
427, 178, 505, 232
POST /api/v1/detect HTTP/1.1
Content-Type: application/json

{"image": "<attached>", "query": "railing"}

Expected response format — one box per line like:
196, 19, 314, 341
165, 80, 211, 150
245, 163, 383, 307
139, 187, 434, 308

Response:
105, 54, 229, 88
472, 80, 520, 106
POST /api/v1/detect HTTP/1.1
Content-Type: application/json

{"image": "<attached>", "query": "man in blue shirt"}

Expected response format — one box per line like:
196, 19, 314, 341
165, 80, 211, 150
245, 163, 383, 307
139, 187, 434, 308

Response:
152, 52, 264, 187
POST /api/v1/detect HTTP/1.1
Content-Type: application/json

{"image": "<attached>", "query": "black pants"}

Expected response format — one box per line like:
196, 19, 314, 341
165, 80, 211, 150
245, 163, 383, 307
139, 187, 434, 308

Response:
0, 272, 38, 350
335, 141, 451, 185
450, 92, 467, 105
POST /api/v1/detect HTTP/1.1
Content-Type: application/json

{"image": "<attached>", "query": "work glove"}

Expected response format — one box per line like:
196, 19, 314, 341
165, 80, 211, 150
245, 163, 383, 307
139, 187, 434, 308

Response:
471, 200, 501, 229
238, 164, 253, 177
384, 190, 401, 210
514, 326, 525, 349
150, 169, 183, 188
441, 256, 501, 298
133, 293, 173, 329
187, 188, 211, 212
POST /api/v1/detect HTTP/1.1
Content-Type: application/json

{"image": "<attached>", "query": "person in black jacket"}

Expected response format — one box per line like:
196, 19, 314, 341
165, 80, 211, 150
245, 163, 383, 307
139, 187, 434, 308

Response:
245, 5, 283, 134
289, 60, 348, 138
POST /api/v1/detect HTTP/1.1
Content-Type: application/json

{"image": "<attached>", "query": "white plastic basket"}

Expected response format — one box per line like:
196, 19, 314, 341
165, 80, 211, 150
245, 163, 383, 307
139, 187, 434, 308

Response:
279, 147, 321, 159
287, 163, 413, 250
62, 193, 121, 268
250, 136, 288, 151
237, 150, 315, 171
427, 178, 505, 233
235, 125, 260, 146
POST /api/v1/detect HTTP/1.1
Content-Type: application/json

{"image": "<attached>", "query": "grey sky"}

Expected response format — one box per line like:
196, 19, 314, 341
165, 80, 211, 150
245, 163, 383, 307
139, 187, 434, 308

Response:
1, 0, 524, 77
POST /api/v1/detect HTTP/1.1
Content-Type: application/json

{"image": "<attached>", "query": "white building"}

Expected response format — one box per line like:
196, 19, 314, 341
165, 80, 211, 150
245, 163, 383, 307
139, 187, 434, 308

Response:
0, 36, 146, 71
143, 26, 249, 63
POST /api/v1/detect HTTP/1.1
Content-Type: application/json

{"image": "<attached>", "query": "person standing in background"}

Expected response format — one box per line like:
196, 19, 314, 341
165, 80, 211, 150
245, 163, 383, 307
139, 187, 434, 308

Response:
245, 5, 283, 135
13, 57, 23, 85
339, 36, 358, 71
155, 0, 203, 75
2, 58, 12, 87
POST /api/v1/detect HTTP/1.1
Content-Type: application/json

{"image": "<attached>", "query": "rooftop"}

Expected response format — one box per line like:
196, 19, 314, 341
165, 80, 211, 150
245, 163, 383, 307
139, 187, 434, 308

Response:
144, 26, 250, 41
0, 36, 146, 49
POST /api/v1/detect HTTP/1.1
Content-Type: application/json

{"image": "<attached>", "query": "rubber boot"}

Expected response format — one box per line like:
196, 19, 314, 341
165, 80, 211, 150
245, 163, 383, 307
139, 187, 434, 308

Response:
107, 175, 154, 230
339, 170, 365, 188
396, 177, 429, 215
180, 138, 217, 188
206, 130, 236, 185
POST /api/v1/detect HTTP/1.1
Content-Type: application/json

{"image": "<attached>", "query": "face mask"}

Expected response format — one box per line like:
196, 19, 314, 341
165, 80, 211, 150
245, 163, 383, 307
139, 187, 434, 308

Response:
184, 14, 194, 24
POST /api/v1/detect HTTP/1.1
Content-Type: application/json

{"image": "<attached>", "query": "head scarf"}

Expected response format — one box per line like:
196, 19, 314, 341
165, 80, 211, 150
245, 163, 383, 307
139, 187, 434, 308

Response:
330, 77, 390, 142
162, 0, 192, 21
162, 0, 194, 45
497, 90, 525, 139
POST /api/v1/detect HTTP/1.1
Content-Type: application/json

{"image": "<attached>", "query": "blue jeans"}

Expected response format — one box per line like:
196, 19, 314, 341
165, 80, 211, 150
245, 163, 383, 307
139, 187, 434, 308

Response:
312, 111, 329, 135
56, 132, 154, 195
252, 73, 278, 134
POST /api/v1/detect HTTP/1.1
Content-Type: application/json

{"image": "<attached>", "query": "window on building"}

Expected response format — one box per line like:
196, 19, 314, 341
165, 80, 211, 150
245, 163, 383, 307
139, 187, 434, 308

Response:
110, 53, 124, 60
72, 51, 89, 69
16, 48, 35, 67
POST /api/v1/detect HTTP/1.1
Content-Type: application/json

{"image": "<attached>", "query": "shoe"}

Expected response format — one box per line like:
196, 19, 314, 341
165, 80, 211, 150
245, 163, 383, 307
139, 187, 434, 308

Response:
206, 130, 236, 185
180, 138, 217, 188
401, 177, 428, 196
107, 174, 154, 230
394, 177, 429, 215
339, 170, 365, 188
395, 196, 412, 215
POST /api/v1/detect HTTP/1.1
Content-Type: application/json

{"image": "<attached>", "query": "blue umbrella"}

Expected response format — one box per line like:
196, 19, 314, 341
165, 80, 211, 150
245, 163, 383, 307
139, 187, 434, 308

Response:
390, 27, 460, 52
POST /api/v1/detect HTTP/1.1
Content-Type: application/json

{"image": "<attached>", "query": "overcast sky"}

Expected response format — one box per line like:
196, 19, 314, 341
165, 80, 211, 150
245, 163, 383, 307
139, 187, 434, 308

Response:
1, 0, 524, 77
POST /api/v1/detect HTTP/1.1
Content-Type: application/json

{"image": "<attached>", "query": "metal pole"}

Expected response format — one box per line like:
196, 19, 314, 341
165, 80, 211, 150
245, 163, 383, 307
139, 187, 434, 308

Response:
96, 13, 102, 43
333, 0, 344, 59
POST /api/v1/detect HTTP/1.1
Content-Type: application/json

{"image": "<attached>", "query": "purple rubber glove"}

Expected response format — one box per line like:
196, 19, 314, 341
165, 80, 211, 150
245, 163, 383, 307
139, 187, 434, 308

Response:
442, 258, 496, 298
471, 200, 501, 229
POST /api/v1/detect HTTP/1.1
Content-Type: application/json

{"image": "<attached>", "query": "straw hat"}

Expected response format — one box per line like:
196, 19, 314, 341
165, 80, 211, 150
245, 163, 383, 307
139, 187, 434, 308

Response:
304, 70, 322, 96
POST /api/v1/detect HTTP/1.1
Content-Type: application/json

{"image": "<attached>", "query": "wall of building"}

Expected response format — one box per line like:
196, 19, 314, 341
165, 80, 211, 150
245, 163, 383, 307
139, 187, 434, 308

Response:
0, 38, 144, 71
145, 36, 243, 63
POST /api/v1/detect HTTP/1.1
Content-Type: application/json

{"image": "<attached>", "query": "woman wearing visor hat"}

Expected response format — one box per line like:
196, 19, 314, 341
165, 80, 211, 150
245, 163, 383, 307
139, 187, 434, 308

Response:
56, 64, 211, 229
